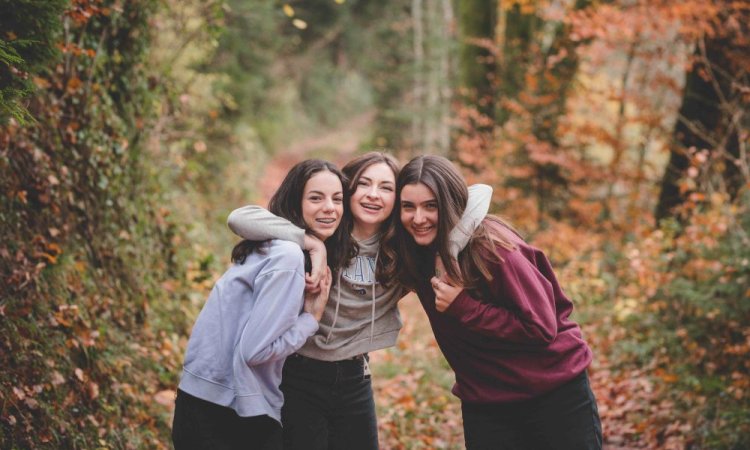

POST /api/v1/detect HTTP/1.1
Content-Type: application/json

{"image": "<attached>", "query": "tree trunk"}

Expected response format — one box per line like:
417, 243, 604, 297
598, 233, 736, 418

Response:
655, 32, 745, 222
457, 0, 496, 120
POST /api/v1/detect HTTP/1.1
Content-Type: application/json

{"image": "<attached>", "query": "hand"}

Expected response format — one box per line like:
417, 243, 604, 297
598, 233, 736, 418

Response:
433, 254, 463, 312
304, 266, 332, 322
303, 234, 327, 290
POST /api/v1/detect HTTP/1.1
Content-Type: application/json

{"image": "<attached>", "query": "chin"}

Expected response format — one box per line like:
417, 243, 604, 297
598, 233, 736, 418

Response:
313, 230, 334, 241
411, 235, 436, 246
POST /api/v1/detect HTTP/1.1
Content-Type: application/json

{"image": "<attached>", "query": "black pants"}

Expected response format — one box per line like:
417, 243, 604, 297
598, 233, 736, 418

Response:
461, 371, 602, 450
280, 353, 379, 450
172, 389, 282, 450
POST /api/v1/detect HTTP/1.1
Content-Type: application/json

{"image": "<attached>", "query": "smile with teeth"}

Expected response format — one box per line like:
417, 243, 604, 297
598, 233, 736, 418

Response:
361, 203, 382, 212
412, 225, 434, 235
316, 218, 337, 225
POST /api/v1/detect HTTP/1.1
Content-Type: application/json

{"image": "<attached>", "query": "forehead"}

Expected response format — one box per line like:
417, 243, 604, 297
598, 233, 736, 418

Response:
400, 182, 435, 201
304, 170, 342, 192
359, 162, 396, 182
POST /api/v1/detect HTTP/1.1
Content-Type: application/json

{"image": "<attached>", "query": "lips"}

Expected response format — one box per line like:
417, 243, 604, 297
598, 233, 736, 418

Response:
360, 203, 382, 212
316, 217, 338, 225
411, 225, 434, 235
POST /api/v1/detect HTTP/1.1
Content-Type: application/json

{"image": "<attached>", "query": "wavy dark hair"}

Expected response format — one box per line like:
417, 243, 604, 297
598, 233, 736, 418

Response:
393, 155, 516, 294
342, 151, 400, 284
231, 159, 355, 273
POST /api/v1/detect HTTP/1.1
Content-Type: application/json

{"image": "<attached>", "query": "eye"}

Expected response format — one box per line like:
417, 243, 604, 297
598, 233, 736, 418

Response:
308, 195, 322, 202
426, 202, 438, 210
381, 185, 394, 192
333, 196, 343, 204
401, 202, 414, 210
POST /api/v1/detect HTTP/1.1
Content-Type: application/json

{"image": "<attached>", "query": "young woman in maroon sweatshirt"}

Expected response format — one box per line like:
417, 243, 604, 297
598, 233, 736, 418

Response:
390, 155, 602, 450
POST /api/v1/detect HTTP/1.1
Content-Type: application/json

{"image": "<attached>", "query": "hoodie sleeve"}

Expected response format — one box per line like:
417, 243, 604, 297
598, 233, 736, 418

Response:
448, 184, 492, 258
238, 251, 318, 366
228, 205, 306, 248
443, 248, 558, 345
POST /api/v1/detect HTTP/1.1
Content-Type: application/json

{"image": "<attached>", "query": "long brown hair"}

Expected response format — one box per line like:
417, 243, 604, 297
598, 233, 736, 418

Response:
393, 155, 516, 293
232, 159, 355, 272
342, 151, 400, 284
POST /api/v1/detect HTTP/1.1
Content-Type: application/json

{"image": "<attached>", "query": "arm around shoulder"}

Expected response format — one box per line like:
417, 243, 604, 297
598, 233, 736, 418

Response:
227, 205, 306, 246
448, 184, 492, 258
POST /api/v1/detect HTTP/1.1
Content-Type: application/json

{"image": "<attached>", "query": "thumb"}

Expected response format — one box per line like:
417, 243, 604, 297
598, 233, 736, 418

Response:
434, 254, 447, 278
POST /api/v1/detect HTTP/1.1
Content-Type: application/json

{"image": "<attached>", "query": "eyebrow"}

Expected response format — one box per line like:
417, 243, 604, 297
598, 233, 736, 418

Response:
307, 190, 343, 196
401, 198, 436, 204
360, 176, 394, 185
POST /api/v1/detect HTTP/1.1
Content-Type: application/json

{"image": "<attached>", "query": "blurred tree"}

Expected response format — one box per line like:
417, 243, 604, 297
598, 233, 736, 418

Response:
208, 0, 417, 153
457, 0, 495, 121
655, 2, 750, 221
455, 0, 591, 224
410, 0, 454, 155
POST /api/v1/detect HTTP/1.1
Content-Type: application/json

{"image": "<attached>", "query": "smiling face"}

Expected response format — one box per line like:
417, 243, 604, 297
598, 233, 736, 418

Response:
349, 162, 397, 238
400, 182, 439, 246
301, 170, 344, 241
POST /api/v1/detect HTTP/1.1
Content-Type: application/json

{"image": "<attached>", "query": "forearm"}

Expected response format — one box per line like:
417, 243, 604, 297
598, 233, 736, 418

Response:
445, 291, 556, 344
244, 313, 318, 365
448, 184, 492, 258
228, 205, 305, 247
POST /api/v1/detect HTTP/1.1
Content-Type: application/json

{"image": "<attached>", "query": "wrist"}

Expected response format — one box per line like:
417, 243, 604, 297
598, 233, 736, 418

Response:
303, 233, 324, 251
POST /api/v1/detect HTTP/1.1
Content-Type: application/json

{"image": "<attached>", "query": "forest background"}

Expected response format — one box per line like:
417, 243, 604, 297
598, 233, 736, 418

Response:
1, 0, 749, 448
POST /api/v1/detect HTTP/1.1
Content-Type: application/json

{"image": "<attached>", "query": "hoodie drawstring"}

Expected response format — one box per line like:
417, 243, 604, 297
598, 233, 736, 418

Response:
325, 270, 343, 344
325, 250, 379, 347
369, 250, 378, 345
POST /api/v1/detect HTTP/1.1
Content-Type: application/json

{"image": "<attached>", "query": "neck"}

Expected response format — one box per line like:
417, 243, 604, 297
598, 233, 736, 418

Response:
352, 222, 379, 241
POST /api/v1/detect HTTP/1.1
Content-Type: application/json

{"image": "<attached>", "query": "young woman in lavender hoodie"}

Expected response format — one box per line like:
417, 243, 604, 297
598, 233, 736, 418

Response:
172, 160, 355, 450
393, 155, 602, 450
226, 152, 491, 449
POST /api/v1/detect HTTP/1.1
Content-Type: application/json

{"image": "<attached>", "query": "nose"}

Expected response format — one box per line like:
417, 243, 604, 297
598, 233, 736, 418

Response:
366, 185, 379, 199
413, 208, 426, 224
322, 197, 336, 212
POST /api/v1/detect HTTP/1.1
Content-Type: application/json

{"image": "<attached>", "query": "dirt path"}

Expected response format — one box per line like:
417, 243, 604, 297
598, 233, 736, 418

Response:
257, 110, 375, 200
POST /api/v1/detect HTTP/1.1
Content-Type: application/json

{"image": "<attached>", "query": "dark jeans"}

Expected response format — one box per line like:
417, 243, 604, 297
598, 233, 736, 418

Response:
172, 389, 282, 450
461, 371, 602, 450
280, 353, 378, 450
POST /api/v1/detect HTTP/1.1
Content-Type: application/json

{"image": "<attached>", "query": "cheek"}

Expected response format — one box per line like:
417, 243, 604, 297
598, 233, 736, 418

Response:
382, 193, 396, 214
301, 201, 314, 219
400, 211, 410, 227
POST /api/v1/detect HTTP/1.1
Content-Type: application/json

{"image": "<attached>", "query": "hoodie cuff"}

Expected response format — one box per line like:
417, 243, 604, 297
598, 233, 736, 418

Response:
296, 312, 320, 337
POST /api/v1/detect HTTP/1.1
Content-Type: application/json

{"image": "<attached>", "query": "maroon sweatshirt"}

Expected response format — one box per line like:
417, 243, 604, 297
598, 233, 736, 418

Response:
415, 221, 592, 404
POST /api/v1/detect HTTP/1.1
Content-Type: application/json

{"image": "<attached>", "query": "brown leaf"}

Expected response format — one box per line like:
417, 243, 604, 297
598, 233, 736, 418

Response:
154, 390, 175, 407
51, 371, 65, 386
66, 77, 82, 92
87, 382, 99, 400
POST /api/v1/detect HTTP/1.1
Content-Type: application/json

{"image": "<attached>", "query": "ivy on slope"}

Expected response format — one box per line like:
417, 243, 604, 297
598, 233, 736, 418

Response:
1, 1, 192, 448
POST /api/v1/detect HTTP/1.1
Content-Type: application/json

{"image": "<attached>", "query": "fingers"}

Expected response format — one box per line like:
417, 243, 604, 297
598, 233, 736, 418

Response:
321, 267, 332, 290
431, 276, 446, 291
305, 274, 319, 288
432, 276, 460, 313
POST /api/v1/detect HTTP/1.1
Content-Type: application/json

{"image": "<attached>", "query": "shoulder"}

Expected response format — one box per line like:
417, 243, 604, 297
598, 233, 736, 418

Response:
264, 240, 305, 270
475, 217, 521, 249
